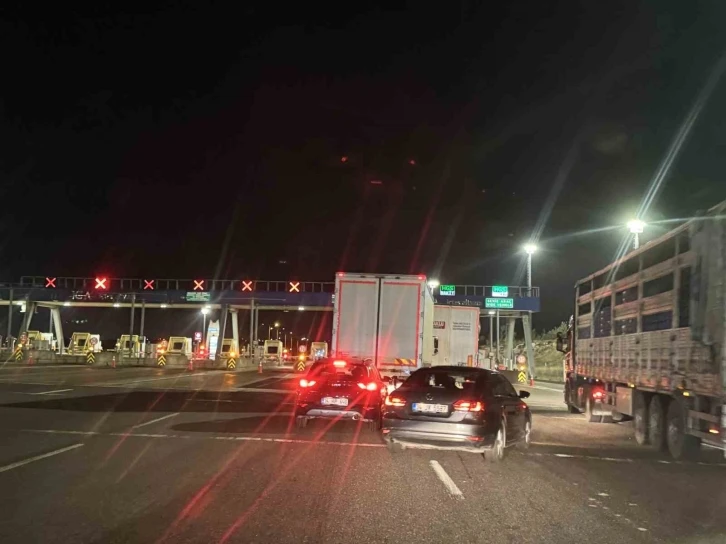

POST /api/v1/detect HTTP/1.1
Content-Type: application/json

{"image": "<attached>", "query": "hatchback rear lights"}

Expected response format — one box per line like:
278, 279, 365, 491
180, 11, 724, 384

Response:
299, 379, 316, 388
357, 382, 378, 391
592, 388, 605, 400
453, 400, 484, 412
385, 395, 406, 407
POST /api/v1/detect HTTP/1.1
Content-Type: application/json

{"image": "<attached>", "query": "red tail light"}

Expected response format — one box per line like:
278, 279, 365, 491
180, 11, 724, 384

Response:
385, 395, 406, 407
453, 400, 484, 412
357, 382, 378, 391
299, 379, 316, 388
592, 388, 605, 400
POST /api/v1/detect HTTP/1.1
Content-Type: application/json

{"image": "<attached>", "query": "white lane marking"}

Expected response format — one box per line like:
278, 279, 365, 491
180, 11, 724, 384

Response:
132, 413, 179, 429
429, 460, 464, 499
0, 443, 84, 473
97, 374, 207, 386
523, 451, 726, 467
235, 387, 289, 394
22, 428, 386, 447
30, 389, 73, 395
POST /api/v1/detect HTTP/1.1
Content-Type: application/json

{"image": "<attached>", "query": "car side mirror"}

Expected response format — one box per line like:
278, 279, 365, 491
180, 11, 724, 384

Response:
519, 390, 530, 399
555, 335, 565, 353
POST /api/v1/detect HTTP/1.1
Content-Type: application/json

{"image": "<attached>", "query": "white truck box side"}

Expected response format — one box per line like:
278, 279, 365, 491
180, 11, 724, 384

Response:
432, 306, 480, 366
377, 278, 423, 365
332, 277, 380, 359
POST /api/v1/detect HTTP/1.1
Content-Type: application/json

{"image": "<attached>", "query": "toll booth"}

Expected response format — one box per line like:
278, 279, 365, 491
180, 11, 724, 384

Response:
220, 338, 239, 359
310, 342, 328, 361
166, 337, 192, 357
263, 340, 283, 363
116, 334, 142, 357
67, 332, 100, 355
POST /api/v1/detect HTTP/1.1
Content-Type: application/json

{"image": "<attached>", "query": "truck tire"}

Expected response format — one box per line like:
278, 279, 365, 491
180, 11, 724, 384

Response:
633, 391, 649, 446
648, 395, 667, 452
565, 384, 580, 413
666, 397, 701, 460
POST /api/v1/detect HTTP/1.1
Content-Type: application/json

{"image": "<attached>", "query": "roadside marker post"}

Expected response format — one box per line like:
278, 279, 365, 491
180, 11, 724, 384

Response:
258, 358, 263, 374
157, 352, 166, 367
86, 350, 95, 365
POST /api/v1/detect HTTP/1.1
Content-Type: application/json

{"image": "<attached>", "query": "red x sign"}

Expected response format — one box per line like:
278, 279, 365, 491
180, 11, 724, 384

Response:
193, 280, 205, 291
45, 277, 56, 288
241, 281, 253, 292
144, 280, 155, 290
95, 277, 108, 290
289, 281, 300, 293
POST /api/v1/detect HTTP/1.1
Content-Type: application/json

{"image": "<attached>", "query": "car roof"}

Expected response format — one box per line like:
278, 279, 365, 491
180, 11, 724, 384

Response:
414, 366, 498, 377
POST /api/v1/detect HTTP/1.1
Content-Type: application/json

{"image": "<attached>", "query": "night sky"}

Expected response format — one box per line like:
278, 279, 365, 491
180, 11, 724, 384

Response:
2, 1, 726, 337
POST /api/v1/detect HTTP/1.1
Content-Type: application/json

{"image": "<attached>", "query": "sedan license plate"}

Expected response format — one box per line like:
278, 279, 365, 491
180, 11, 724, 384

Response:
322, 397, 348, 406
412, 403, 448, 414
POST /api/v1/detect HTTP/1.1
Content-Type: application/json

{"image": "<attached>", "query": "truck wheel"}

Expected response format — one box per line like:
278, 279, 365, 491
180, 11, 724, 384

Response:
585, 397, 602, 423
666, 397, 701, 460
633, 391, 649, 446
648, 395, 667, 452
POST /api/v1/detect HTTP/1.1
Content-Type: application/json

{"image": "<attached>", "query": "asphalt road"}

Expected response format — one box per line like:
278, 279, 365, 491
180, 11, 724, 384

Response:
0, 364, 724, 543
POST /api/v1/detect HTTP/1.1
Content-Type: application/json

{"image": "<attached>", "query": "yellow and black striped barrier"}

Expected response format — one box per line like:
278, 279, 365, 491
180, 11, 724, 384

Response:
226, 358, 236, 370
14, 346, 23, 362
517, 370, 527, 383
157, 353, 166, 367
295, 359, 306, 373
86, 350, 95, 365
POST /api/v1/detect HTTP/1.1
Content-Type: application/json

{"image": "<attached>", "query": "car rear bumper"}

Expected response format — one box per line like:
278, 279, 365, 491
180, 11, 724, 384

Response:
382, 419, 495, 452
296, 403, 380, 423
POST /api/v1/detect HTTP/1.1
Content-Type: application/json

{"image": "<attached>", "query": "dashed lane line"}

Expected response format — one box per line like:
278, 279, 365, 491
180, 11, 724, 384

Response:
0, 443, 84, 473
429, 460, 464, 499
29, 389, 74, 395
132, 413, 179, 429
21, 428, 386, 448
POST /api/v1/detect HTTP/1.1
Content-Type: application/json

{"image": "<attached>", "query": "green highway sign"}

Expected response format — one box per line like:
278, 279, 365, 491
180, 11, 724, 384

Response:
492, 285, 508, 298
439, 284, 456, 296
485, 297, 514, 309
186, 292, 211, 302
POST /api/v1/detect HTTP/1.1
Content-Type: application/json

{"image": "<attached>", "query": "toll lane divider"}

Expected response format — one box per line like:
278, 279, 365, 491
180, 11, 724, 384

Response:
0, 350, 257, 370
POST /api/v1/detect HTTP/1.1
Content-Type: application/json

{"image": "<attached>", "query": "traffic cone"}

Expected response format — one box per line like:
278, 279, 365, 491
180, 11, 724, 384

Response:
112, 356, 116, 369
188, 357, 194, 371
258, 359, 263, 374
530, 377, 535, 387
27, 353, 33, 366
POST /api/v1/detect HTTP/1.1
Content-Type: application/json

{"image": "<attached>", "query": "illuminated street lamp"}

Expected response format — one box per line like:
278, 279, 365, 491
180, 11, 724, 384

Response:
427, 279, 440, 290
627, 219, 646, 250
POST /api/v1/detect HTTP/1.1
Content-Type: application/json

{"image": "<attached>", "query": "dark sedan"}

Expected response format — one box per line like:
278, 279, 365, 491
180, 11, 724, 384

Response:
381, 366, 531, 462
294, 358, 385, 430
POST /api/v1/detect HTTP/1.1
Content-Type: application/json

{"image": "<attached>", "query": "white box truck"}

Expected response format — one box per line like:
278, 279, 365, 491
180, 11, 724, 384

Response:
431, 305, 480, 366
331, 273, 434, 380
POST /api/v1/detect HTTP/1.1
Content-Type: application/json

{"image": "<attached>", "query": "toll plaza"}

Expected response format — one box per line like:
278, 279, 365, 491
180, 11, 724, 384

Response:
431, 283, 541, 381
0, 277, 540, 379
0, 277, 336, 369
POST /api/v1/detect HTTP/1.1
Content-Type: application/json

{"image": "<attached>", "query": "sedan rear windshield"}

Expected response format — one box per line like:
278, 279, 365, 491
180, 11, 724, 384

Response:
403, 369, 483, 392
309, 361, 372, 381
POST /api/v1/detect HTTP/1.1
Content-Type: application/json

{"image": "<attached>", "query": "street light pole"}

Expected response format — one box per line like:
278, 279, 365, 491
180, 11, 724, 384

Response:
523, 243, 537, 295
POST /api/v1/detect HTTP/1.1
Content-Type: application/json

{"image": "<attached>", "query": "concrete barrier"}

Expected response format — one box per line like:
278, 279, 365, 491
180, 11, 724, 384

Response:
0, 349, 261, 371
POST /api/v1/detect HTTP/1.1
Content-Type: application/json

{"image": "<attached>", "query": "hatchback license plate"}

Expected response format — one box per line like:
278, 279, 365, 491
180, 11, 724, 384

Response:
322, 397, 348, 406
412, 403, 448, 413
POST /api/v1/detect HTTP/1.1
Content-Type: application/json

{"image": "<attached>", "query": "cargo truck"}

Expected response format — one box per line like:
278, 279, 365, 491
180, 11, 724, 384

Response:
560, 199, 726, 459
331, 273, 434, 382
431, 305, 480, 367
